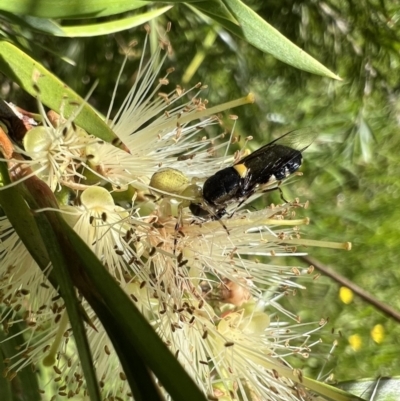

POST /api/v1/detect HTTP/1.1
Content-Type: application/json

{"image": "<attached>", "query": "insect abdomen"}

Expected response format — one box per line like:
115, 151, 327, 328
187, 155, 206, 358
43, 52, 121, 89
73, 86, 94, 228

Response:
202, 167, 242, 207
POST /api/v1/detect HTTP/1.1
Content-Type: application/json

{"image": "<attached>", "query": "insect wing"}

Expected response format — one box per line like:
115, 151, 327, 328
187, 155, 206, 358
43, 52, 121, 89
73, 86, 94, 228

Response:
236, 128, 317, 189
238, 128, 317, 163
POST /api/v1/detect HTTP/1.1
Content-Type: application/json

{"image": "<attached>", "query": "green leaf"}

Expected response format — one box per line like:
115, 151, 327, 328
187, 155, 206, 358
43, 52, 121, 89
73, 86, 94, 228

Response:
186, 0, 238, 24
0, 40, 117, 142
34, 219, 102, 401
54, 6, 172, 37
0, 323, 41, 401
0, 11, 65, 35
303, 378, 367, 401
0, 162, 50, 269
182, 27, 218, 83
0, 0, 149, 19
196, 0, 340, 79
21, 15, 63, 34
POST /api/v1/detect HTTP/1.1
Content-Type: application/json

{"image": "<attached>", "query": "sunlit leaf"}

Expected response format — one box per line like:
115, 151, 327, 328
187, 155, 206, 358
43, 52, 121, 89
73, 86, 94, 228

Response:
55, 6, 172, 37
0, 41, 117, 142
194, 0, 340, 79
0, 0, 149, 18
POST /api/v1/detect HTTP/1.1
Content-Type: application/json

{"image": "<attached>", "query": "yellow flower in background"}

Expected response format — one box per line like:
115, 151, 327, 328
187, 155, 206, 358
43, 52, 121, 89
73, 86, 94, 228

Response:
339, 286, 354, 304
348, 334, 362, 351
371, 324, 384, 344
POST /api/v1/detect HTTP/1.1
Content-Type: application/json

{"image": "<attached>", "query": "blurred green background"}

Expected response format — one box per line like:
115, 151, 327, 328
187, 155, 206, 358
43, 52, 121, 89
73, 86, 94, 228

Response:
1, 0, 399, 386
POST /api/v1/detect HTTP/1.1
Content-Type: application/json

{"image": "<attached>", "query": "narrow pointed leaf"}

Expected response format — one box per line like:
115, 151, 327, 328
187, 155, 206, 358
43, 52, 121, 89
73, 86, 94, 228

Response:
304, 377, 367, 401
0, 1, 149, 19
0, 11, 64, 35
33, 218, 103, 401
196, 0, 340, 79
0, 41, 117, 142
0, 163, 50, 268
55, 6, 172, 37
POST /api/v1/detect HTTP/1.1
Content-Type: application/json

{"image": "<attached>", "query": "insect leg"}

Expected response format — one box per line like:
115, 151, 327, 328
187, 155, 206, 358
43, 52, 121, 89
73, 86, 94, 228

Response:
214, 214, 229, 234
277, 186, 289, 203
261, 181, 289, 203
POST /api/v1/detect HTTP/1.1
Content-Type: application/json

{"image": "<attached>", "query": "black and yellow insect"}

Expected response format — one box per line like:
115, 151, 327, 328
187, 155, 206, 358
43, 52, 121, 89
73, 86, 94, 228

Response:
150, 128, 317, 224
188, 128, 317, 219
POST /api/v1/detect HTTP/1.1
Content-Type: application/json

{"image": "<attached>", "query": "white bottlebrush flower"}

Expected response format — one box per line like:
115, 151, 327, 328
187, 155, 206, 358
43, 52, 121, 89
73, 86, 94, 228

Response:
20, 109, 97, 192
61, 186, 134, 281
0, 216, 61, 377
84, 34, 251, 192
0, 29, 351, 401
